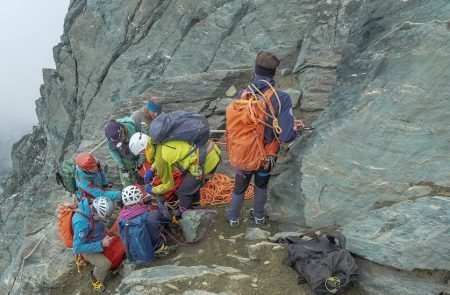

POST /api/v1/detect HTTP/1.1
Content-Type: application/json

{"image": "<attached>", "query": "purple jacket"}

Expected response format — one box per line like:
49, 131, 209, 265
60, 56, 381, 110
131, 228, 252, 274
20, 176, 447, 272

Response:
238, 75, 297, 144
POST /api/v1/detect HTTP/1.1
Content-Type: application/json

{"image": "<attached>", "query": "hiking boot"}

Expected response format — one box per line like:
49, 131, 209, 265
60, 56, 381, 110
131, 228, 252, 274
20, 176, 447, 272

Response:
248, 208, 265, 226
224, 213, 239, 228
89, 272, 106, 293
155, 243, 169, 256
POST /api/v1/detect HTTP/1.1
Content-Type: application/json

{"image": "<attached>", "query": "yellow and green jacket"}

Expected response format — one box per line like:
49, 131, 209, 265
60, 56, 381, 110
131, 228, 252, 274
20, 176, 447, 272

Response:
145, 140, 221, 195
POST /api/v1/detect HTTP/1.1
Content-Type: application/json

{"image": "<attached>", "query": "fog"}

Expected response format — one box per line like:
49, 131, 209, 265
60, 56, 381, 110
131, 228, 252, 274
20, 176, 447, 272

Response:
0, 1, 69, 175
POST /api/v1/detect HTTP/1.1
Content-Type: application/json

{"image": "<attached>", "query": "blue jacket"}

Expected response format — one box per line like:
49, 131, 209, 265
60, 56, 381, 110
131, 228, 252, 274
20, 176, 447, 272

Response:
106, 117, 139, 169
75, 163, 121, 201
238, 75, 297, 144
72, 198, 107, 254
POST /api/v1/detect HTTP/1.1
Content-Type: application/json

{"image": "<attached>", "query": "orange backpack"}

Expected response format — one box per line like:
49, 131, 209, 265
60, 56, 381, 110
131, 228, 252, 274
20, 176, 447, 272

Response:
226, 81, 282, 171
57, 203, 92, 248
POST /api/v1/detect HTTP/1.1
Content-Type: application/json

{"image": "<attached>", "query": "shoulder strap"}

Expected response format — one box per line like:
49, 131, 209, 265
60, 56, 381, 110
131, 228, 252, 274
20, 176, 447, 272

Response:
74, 210, 96, 241
248, 82, 283, 142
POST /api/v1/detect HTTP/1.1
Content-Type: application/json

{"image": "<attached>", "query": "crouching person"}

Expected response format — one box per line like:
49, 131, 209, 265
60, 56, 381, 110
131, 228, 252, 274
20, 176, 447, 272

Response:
72, 197, 115, 292
118, 185, 171, 264
75, 152, 121, 202
128, 132, 221, 213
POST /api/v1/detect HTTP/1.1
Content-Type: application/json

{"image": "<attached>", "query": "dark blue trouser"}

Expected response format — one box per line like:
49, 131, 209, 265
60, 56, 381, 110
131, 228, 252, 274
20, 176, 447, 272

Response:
177, 166, 217, 211
226, 166, 271, 220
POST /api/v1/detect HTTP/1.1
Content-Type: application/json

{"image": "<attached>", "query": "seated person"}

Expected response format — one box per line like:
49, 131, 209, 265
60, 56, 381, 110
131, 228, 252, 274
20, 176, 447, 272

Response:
118, 185, 172, 264
72, 197, 117, 292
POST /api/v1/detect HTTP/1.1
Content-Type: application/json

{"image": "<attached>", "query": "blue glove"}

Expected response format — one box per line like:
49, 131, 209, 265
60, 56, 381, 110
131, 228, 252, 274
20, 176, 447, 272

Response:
143, 169, 154, 183
145, 184, 153, 194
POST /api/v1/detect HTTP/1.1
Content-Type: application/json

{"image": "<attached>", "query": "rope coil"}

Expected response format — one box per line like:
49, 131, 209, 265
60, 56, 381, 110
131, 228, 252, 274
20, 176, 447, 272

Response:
200, 173, 254, 205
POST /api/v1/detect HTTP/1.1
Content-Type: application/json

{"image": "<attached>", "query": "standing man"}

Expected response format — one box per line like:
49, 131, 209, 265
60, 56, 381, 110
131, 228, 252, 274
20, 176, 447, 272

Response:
225, 51, 304, 227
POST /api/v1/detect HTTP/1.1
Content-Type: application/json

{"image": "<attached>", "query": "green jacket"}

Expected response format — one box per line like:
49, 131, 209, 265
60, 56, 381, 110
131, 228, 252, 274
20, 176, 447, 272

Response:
106, 117, 139, 169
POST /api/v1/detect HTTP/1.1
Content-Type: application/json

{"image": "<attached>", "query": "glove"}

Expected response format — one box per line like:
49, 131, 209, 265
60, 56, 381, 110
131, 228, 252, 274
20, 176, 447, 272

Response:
144, 169, 154, 183
145, 184, 153, 194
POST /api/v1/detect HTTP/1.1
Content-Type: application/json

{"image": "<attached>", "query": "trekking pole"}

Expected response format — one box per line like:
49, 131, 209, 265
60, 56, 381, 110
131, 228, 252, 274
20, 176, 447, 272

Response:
89, 138, 106, 154
210, 129, 225, 134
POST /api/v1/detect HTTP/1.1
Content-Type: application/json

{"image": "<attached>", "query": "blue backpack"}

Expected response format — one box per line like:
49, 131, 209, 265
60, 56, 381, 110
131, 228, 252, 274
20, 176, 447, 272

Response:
119, 211, 155, 265
148, 111, 210, 146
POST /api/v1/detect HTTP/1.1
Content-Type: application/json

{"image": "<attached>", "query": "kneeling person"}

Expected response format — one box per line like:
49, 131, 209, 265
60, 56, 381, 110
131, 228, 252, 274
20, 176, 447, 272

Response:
118, 185, 171, 264
72, 197, 115, 292
129, 132, 221, 212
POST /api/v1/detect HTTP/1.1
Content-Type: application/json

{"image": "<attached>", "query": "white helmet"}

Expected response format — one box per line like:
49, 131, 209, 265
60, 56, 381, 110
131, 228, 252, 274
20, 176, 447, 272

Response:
121, 185, 143, 206
129, 132, 151, 156
93, 197, 114, 220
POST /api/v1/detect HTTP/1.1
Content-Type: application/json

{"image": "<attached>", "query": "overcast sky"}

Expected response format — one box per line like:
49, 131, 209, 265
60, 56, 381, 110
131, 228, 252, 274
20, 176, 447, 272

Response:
0, 1, 69, 135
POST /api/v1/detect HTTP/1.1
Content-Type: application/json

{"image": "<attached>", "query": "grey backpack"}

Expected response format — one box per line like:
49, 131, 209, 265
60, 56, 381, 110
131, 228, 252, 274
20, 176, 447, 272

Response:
286, 232, 359, 294
148, 111, 210, 146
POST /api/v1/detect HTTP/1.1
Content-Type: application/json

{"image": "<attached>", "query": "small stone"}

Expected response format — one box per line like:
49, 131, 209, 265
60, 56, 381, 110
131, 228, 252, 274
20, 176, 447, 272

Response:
251, 283, 258, 288
198, 249, 204, 254
202, 281, 208, 286
253, 278, 258, 283
165, 284, 179, 291
272, 245, 284, 250
264, 261, 271, 265
230, 233, 244, 239
226, 85, 237, 97
219, 235, 225, 239
229, 274, 251, 280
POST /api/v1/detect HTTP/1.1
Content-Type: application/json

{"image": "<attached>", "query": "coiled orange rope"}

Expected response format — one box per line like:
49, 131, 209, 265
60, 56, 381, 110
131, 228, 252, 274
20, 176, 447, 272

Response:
200, 173, 254, 205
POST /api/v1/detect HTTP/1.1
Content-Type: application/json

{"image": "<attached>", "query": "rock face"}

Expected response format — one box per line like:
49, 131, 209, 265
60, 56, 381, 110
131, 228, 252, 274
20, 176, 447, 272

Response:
1, 0, 449, 294
270, 0, 450, 276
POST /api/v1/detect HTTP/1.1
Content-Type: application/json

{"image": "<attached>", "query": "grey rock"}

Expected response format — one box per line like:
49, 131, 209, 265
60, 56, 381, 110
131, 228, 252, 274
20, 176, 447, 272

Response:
357, 259, 449, 295
247, 241, 279, 261
267, 232, 304, 243
271, 0, 450, 230
116, 265, 240, 294
401, 185, 433, 198
343, 196, 450, 271
244, 227, 270, 240
283, 89, 301, 109
183, 291, 231, 295
226, 254, 252, 265
179, 210, 217, 243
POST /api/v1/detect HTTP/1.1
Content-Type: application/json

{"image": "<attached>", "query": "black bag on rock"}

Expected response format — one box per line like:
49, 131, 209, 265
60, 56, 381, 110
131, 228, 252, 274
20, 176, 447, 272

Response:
286, 231, 359, 294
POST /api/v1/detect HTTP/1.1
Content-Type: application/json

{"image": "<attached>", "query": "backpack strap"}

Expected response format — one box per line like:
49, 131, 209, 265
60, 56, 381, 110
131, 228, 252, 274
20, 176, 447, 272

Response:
249, 81, 283, 142
74, 210, 96, 241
